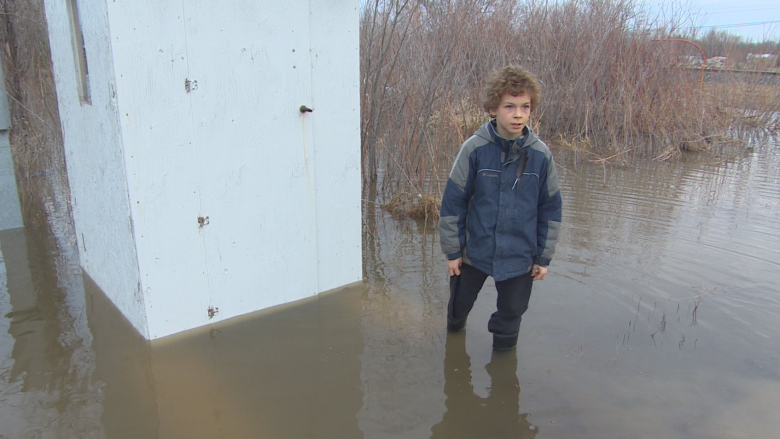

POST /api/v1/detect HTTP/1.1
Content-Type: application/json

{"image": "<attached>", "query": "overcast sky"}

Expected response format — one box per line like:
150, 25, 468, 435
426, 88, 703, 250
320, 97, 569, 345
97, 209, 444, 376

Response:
645, 0, 780, 42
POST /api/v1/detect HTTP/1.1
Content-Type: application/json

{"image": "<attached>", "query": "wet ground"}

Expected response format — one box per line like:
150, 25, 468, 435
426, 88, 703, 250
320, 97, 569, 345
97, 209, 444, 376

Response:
1, 137, 779, 438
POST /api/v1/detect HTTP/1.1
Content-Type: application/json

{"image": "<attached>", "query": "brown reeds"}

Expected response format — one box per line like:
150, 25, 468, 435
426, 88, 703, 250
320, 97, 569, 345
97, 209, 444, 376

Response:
361, 0, 780, 211
383, 191, 442, 222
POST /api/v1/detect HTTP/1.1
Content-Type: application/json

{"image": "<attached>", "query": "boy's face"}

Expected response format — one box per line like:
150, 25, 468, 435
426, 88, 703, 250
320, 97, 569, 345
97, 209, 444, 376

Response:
490, 93, 531, 140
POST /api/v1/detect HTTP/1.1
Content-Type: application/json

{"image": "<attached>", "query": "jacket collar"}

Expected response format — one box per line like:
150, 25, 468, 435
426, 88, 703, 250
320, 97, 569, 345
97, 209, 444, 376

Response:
477, 120, 537, 163
486, 119, 528, 150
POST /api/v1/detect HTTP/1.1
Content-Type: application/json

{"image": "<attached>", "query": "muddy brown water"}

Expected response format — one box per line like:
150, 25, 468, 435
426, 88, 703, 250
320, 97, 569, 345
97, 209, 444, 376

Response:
1, 138, 779, 438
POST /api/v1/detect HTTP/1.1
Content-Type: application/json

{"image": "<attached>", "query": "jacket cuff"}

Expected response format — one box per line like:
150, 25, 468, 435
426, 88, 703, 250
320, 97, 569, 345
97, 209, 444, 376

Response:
447, 251, 463, 260
534, 256, 551, 266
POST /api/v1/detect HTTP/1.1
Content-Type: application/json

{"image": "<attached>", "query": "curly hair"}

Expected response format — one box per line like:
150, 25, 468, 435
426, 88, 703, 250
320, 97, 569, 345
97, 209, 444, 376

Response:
483, 65, 541, 114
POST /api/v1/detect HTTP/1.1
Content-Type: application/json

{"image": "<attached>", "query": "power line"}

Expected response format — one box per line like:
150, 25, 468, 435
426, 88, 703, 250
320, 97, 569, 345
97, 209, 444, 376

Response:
697, 19, 780, 29
666, 19, 780, 30
702, 6, 780, 14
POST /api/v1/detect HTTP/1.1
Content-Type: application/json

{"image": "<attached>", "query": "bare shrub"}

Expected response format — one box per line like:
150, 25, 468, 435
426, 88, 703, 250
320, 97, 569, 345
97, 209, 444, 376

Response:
361, 0, 780, 206
0, 0, 71, 229
361, 0, 520, 200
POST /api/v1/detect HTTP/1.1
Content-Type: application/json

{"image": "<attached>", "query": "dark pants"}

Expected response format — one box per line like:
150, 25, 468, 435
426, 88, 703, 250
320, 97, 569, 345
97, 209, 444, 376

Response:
447, 263, 533, 337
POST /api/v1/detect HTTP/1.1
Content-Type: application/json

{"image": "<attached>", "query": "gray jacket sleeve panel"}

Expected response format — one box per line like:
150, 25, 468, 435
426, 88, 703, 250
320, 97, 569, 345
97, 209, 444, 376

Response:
438, 214, 462, 259
448, 135, 479, 191
439, 137, 483, 258
534, 144, 562, 265
538, 220, 561, 263
545, 153, 560, 198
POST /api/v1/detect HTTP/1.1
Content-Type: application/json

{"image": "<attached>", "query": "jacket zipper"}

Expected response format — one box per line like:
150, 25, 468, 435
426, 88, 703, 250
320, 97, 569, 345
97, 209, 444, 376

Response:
511, 148, 529, 191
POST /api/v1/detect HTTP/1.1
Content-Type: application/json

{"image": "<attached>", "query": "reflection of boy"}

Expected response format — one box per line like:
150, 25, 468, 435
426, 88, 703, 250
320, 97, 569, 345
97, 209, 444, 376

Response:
439, 65, 562, 351
430, 333, 537, 438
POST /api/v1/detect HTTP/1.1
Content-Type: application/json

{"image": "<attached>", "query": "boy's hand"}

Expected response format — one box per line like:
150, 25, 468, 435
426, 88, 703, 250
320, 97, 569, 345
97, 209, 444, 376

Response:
448, 258, 463, 277
532, 264, 548, 280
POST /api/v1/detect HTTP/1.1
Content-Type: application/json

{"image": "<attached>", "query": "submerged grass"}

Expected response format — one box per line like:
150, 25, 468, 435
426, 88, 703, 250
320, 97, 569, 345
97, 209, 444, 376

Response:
383, 191, 442, 222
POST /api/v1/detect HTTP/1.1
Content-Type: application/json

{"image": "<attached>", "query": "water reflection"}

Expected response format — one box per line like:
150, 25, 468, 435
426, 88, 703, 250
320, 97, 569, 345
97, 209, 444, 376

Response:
0, 227, 103, 438
430, 332, 536, 438
127, 284, 363, 438
0, 136, 779, 438
85, 273, 157, 439
1, 228, 366, 439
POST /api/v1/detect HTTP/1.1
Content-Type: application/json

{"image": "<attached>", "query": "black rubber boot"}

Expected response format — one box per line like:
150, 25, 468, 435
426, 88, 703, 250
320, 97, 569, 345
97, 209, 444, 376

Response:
447, 319, 467, 332
492, 333, 518, 351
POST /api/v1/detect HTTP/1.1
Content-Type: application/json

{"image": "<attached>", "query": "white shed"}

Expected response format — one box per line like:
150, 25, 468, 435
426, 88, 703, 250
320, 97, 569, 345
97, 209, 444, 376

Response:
42, 0, 362, 339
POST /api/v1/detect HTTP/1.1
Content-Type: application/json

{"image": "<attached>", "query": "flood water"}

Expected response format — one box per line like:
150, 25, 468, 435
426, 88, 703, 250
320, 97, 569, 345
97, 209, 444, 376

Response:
1, 137, 779, 438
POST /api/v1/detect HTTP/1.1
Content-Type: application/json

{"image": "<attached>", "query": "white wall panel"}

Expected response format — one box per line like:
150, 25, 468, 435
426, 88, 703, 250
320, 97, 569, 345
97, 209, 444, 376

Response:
43, 0, 147, 336
105, 0, 208, 339
0, 132, 23, 231
46, 0, 362, 339
182, 0, 319, 326
0, 64, 17, 231
310, 0, 363, 292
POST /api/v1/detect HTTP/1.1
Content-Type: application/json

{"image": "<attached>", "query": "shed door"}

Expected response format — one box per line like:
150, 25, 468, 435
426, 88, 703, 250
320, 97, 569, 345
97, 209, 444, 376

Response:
182, 0, 318, 317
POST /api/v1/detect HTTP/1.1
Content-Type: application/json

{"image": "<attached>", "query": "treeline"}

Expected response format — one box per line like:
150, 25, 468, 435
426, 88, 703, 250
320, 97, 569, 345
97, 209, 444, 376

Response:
695, 29, 780, 69
360, 0, 780, 204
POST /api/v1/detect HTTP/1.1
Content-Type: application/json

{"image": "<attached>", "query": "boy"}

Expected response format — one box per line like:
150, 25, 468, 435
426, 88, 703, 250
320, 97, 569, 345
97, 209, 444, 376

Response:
439, 65, 562, 351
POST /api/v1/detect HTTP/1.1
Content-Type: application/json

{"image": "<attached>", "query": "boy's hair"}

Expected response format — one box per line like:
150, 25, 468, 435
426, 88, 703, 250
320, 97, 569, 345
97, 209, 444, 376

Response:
483, 65, 541, 113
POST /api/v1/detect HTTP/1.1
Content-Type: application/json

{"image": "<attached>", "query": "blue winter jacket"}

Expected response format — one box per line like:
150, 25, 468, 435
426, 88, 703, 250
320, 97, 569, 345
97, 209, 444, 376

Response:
439, 120, 562, 282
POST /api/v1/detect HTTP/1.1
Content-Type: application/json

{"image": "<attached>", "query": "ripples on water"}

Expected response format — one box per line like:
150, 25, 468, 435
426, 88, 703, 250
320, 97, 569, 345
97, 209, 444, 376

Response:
560, 140, 780, 334
1, 137, 779, 438
363, 136, 780, 438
